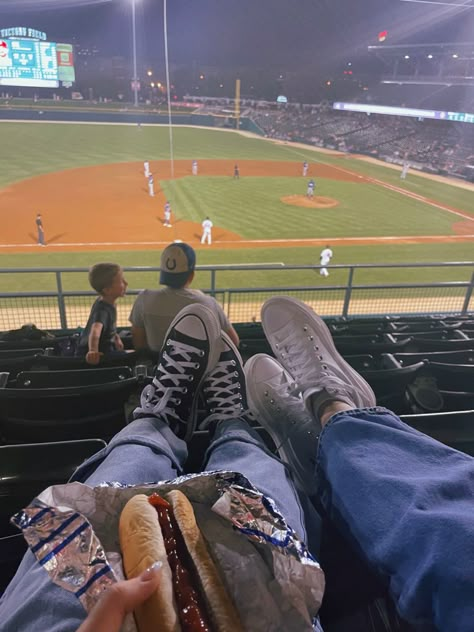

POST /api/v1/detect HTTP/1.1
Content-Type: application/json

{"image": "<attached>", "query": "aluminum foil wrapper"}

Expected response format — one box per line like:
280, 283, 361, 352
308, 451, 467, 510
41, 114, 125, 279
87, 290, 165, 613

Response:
12, 470, 325, 632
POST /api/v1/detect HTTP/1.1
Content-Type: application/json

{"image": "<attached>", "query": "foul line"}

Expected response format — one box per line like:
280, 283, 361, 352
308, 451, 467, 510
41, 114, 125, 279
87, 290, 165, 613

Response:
2, 235, 474, 249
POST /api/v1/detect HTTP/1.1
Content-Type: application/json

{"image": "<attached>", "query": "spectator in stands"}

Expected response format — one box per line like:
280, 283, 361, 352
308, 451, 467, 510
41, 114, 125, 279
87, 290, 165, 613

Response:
76, 263, 128, 364
1, 299, 472, 632
129, 242, 239, 352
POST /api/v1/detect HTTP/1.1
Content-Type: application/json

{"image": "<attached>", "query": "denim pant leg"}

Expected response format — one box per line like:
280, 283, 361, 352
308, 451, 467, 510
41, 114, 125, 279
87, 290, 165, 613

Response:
0, 417, 188, 632
203, 418, 321, 549
317, 407, 474, 631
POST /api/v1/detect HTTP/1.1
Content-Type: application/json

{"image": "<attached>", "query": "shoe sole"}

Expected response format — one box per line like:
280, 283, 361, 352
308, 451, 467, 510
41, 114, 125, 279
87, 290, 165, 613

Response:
244, 353, 315, 495
261, 296, 375, 408
162, 304, 222, 441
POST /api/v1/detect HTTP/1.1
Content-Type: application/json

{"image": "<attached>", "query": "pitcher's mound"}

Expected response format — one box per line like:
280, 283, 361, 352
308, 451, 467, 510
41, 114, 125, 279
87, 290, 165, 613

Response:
281, 195, 339, 209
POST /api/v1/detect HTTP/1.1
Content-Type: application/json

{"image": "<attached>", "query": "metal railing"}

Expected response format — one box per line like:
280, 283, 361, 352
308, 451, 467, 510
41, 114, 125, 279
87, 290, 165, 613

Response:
0, 262, 473, 331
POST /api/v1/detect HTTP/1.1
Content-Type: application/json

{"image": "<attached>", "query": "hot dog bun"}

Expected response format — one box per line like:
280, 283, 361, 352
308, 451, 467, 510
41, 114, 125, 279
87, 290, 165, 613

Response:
119, 491, 244, 632
119, 494, 180, 632
166, 490, 244, 632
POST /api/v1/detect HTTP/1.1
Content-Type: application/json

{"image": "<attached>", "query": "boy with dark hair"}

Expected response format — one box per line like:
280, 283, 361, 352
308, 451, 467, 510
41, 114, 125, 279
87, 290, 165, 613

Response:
77, 263, 128, 364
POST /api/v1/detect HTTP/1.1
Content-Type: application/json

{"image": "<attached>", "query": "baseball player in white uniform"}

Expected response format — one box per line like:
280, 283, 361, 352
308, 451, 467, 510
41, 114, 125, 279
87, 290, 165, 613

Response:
307, 179, 315, 198
148, 173, 155, 197
192, 160, 198, 175
201, 217, 213, 245
303, 161, 308, 177
164, 201, 172, 227
320, 244, 333, 277
144, 161, 150, 178
400, 161, 410, 180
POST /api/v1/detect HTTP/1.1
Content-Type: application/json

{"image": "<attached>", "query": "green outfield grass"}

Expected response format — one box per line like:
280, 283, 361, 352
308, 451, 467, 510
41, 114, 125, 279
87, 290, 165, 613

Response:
0, 244, 472, 294
162, 176, 455, 238
0, 122, 472, 295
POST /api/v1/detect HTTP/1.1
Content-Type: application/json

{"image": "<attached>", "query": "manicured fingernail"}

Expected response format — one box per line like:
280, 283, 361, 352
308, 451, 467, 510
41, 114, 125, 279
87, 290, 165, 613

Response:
141, 561, 162, 580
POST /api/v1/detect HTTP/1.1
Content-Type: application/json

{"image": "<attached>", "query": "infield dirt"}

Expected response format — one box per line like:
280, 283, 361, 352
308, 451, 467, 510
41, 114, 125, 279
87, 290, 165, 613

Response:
1, 158, 472, 252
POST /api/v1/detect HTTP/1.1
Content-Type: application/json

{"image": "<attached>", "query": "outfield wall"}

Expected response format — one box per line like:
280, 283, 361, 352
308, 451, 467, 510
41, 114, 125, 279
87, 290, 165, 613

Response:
0, 108, 258, 132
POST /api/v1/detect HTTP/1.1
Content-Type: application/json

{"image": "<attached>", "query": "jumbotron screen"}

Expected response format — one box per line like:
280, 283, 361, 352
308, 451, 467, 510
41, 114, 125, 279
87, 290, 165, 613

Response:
0, 36, 75, 88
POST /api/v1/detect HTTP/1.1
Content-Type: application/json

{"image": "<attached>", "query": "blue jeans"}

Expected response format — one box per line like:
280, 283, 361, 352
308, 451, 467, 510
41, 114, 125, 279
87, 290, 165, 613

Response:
0, 417, 313, 632
317, 407, 474, 631
1, 410, 473, 631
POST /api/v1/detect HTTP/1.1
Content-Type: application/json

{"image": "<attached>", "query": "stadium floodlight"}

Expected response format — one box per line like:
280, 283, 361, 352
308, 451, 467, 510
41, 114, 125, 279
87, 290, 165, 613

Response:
452, 53, 459, 58
404, 55, 410, 59
427, 54, 434, 58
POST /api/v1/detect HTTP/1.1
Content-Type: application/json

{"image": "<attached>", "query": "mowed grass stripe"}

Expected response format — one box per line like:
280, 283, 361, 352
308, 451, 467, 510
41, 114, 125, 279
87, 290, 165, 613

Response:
0, 123, 290, 188
160, 176, 455, 239
276, 145, 474, 217
0, 243, 472, 293
1, 122, 471, 221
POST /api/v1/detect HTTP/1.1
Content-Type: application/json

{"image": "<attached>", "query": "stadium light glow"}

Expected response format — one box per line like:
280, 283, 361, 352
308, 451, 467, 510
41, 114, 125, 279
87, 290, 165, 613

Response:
404, 55, 410, 59
452, 53, 459, 58
427, 54, 433, 59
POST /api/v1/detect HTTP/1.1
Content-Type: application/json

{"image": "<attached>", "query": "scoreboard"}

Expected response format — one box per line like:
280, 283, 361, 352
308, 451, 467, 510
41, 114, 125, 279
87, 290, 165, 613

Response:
0, 37, 75, 88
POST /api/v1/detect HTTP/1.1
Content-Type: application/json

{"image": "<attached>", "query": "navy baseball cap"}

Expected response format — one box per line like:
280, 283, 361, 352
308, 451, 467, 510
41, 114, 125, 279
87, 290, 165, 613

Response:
159, 242, 196, 288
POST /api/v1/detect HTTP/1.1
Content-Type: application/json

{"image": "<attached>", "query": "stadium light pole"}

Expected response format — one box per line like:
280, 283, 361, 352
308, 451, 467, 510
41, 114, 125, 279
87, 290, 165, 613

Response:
131, 0, 139, 107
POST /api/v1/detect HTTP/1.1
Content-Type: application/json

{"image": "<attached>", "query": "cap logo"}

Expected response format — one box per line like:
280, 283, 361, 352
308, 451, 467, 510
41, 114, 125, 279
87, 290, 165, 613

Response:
166, 257, 177, 271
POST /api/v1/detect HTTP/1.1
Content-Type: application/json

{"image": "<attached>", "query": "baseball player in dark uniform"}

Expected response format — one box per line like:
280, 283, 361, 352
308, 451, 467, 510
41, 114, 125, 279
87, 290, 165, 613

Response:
36, 213, 45, 246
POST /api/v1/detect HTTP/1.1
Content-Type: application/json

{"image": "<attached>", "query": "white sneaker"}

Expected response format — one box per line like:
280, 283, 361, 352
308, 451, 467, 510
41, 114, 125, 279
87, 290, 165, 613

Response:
261, 297, 376, 422
245, 354, 318, 495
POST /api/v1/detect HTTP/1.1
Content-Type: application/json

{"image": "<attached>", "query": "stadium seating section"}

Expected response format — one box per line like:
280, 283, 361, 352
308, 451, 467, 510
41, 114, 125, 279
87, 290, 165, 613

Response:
1, 312, 473, 628
251, 105, 474, 181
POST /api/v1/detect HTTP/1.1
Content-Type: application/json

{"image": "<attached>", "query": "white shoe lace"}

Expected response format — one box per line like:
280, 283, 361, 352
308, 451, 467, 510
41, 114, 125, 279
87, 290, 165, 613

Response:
273, 323, 347, 394
139, 338, 204, 425
200, 356, 250, 427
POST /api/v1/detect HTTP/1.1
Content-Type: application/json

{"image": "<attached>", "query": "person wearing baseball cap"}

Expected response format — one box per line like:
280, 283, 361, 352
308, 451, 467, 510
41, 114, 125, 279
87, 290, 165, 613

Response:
129, 242, 239, 352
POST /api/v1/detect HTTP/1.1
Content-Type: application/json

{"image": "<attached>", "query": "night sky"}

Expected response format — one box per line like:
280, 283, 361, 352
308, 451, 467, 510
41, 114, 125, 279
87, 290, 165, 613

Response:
0, 0, 472, 70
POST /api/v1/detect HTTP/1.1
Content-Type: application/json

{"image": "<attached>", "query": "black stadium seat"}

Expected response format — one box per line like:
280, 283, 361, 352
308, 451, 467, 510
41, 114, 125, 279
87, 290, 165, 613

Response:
0, 348, 44, 359
0, 355, 40, 379
15, 366, 134, 387
407, 337, 474, 353
394, 350, 474, 366
334, 334, 412, 355
0, 439, 106, 593
400, 410, 474, 456
426, 363, 474, 392
0, 368, 138, 444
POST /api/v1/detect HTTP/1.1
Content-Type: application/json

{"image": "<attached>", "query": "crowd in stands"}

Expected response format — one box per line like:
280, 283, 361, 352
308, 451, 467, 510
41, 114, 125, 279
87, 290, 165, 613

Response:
251, 105, 474, 181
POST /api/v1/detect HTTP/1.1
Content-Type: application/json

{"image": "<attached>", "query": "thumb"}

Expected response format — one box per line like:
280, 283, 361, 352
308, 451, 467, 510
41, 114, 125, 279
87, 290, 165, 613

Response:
77, 562, 162, 632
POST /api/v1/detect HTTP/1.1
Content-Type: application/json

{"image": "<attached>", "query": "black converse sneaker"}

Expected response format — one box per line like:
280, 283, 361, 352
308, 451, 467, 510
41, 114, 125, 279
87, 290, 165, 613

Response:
200, 332, 252, 429
133, 304, 221, 440
261, 296, 376, 427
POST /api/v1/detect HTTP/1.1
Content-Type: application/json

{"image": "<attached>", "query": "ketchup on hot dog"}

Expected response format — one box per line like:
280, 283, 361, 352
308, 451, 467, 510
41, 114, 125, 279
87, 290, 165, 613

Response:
148, 493, 212, 632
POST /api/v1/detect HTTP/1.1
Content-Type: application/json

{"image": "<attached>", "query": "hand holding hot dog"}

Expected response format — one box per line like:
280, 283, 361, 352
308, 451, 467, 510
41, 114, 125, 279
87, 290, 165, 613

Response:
77, 562, 162, 632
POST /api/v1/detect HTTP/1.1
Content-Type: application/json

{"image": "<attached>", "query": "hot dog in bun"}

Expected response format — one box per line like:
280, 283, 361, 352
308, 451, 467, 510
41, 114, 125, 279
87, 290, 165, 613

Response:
119, 490, 244, 632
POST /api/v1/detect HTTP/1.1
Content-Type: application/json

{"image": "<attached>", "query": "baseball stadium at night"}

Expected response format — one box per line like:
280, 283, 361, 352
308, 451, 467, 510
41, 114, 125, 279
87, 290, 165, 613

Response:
0, 1, 473, 629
